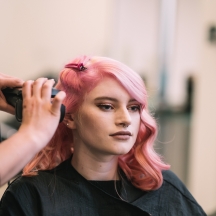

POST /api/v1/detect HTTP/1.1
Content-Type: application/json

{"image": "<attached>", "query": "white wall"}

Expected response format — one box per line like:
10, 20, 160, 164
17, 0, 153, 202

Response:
109, 0, 159, 75
188, 1, 216, 214
166, 0, 202, 107
0, 0, 114, 78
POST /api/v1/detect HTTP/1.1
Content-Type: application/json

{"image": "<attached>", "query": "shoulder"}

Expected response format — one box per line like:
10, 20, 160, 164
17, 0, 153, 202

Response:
1, 158, 73, 199
162, 170, 194, 201
1, 171, 53, 202
0, 174, 46, 216
162, 170, 188, 191
160, 170, 206, 215
0, 162, 69, 215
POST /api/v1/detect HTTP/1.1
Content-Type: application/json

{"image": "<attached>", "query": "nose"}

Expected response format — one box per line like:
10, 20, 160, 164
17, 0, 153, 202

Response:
115, 107, 131, 128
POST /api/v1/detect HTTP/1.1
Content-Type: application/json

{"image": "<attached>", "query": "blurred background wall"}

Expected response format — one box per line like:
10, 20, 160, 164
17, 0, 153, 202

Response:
0, 0, 215, 215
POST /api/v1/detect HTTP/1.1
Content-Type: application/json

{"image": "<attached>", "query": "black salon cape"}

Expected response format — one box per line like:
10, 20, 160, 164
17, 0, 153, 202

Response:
0, 158, 206, 216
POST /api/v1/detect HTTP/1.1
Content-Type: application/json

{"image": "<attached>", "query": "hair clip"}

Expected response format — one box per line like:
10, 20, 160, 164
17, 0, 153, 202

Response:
65, 63, 87, 71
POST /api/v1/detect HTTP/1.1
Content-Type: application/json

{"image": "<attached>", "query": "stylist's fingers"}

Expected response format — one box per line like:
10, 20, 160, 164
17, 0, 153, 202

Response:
40, 79, 56, 100
0, 78, 23, 89
22, 80, 34, 118
0, 73, 23, 89
50, 91, 66, 116
22, 80, 34, 99
32, 78, 48, 99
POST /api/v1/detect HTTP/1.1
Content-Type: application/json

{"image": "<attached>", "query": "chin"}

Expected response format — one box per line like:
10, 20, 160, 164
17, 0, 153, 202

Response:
105, 142, 134, 156
111, 147, 132, 156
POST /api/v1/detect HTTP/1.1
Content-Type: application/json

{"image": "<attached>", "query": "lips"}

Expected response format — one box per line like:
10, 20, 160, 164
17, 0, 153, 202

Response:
109, 131, 132, 136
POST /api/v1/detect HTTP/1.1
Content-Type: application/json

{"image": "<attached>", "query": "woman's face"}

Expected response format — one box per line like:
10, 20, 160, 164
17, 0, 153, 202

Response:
69, 77, 141, 158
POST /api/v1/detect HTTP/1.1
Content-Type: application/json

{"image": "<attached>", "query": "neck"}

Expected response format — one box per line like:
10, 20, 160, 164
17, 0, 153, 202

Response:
71, 151, 119, 181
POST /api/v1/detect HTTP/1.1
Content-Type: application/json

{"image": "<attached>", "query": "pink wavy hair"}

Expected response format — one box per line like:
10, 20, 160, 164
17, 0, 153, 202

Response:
23, 55, 170, 191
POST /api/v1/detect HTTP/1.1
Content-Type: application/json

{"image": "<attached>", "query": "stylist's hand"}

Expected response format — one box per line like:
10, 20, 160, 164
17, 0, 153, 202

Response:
18, 78, 66, 149
0, 72, 23, 114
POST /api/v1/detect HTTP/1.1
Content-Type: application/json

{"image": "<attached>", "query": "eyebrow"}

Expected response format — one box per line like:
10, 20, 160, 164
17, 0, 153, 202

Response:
94, 96, 138, 103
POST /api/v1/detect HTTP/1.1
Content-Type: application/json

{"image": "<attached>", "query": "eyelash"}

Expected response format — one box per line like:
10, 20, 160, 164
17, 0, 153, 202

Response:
97, 104, 141, 112
97, 104, 113, 111
128, 105, 141, 112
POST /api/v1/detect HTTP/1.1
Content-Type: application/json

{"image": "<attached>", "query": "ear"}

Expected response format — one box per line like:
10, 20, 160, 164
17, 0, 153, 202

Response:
63, 113, 77, 129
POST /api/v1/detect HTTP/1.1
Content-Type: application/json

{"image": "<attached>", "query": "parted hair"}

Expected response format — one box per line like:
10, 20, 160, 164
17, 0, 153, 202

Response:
23, 55, 170, 191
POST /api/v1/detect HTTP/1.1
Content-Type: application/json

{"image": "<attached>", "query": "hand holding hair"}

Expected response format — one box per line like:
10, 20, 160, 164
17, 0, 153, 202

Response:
19, 78, 66, 150
0, 77, 66, 186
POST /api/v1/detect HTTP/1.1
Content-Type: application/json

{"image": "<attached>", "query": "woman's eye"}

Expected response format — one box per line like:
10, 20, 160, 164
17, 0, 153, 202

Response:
128, 105, 140, 112
97, 104, 113, 111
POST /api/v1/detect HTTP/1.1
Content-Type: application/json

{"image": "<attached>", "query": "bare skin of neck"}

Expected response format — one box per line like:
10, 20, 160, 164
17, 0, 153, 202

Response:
71, 147, 120, 181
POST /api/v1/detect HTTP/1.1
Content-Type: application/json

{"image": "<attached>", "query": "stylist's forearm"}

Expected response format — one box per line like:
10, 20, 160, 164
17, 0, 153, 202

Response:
0, 131, 42, 186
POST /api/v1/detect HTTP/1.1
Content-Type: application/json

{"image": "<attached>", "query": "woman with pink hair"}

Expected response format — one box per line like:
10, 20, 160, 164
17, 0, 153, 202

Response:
0, 56, 206, 215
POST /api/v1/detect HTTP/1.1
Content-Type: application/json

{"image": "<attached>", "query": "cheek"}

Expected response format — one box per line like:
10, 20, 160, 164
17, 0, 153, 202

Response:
133, 116, 141, 130
77, 111, 103, 132
78, 114, 93, 130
